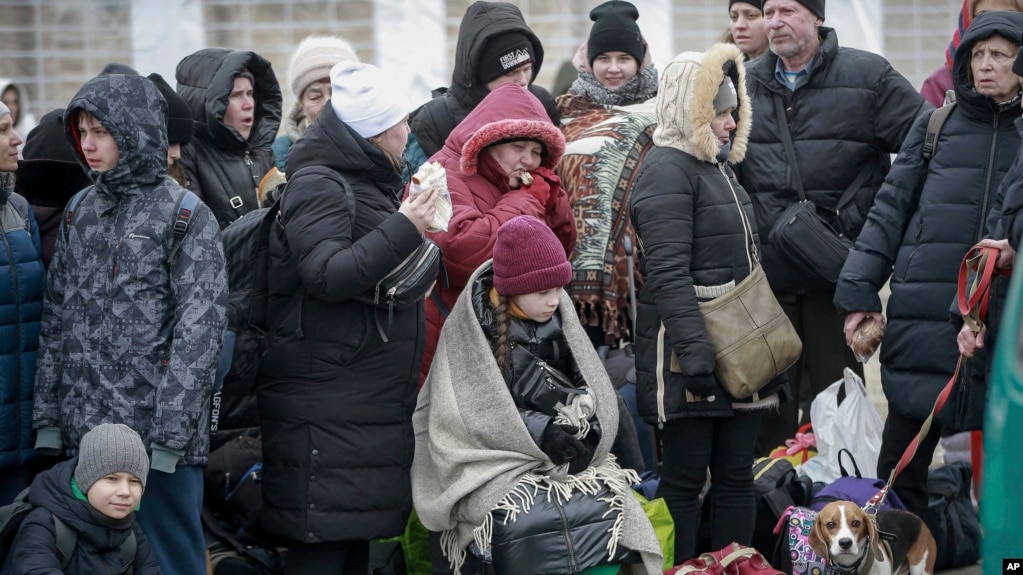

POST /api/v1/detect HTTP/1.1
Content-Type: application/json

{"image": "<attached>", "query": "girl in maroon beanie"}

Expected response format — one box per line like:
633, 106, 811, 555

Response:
412, 215, 664, 575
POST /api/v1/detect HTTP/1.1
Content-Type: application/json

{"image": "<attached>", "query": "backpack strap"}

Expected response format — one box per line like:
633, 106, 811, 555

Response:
62, 187, 93, 243
52, 514, 76, 569
120, 532, 137, 573
166, 190, 201, 266
922, 102, 956, 162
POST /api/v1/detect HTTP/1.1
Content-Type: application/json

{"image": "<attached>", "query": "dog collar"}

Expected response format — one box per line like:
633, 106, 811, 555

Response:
826, 536, 880, 575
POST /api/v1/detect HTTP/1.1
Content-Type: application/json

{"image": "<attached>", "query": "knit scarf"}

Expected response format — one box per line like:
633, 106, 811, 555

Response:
569, 65, 659, 108
412, 261, 664, 575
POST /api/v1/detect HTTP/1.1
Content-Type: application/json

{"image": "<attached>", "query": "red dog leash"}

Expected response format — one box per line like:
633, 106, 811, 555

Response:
864, 245, 1008, 514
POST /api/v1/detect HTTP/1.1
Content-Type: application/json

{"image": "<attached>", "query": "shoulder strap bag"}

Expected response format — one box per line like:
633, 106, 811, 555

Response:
694, 184, 803, 399
767, 93, 867, 286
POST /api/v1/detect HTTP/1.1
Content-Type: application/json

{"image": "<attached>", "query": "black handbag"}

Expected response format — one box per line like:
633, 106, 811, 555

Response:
368, 238, 443, 311
766, 93, 869, 286
514, 358, 586, 414
356, 238, 445, 343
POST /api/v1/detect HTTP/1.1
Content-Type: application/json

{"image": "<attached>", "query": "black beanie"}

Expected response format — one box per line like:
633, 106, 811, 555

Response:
16, 109, 92, 208
477, 32, 534, 85
147, 73, 194, 145
790, 0, 825, 20
99, 62, 139, 76
729, 0, 764, 10
587, 1, 646, 67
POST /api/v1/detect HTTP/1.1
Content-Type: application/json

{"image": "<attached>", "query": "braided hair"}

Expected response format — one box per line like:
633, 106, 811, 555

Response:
493, 294, 512, 372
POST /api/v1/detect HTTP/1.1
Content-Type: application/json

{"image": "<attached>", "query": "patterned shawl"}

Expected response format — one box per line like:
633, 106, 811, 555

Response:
556, 93, 658, 343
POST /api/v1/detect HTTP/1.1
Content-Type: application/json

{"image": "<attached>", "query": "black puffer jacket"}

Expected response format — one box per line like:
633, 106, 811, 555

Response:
409, 0, 558, 158
256, 102, 425, 544
737, 28, 928, 294
630, 45, 788, 423
2, 459, 161, 575
175, 49, 282, 227
834, 12, 1023, 426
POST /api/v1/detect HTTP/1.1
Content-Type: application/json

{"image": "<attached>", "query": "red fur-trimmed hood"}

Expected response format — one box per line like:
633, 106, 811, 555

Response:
447, 83, 565, 176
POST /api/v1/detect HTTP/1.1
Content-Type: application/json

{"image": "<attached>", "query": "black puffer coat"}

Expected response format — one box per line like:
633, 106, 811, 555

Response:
629, 45, 788, 424
256, 102, 426, 544
2, 459, 161, 575
834, 12, 1023, 426
409, 0, 558, 158
737, 28, 928, 294
176, 49, 282, 227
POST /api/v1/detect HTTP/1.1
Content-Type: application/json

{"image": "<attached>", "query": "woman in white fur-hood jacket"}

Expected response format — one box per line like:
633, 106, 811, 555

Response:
628, 43, 790, 563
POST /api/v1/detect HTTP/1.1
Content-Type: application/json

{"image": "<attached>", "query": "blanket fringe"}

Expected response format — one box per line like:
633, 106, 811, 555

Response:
448, 455, 640, 568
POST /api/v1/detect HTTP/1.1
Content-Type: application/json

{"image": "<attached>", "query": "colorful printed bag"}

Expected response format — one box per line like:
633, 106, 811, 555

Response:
770, 506, 827, 575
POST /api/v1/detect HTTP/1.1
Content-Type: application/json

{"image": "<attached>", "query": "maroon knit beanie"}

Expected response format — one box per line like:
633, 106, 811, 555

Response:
493, 216, 572, 296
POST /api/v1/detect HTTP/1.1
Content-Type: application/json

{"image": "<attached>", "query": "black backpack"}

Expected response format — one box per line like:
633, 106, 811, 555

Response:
0, 487, 136, 573
210, 166, 353, 440
923, 461, 981, 569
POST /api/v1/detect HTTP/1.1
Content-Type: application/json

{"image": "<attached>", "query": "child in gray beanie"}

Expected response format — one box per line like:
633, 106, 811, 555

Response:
2, 424, 160, 574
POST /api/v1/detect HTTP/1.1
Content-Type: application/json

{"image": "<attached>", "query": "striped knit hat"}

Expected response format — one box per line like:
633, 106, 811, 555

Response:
947, 0, 972, 70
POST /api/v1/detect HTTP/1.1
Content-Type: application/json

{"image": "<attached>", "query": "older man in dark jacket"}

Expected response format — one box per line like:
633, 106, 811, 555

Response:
176, 48, 282, 227
737, 0, 928, 453
33, 73, 228, 575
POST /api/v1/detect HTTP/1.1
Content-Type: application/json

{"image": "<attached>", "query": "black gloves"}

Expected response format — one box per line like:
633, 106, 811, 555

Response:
540, 422, 595, 474
683, 373, 717, 397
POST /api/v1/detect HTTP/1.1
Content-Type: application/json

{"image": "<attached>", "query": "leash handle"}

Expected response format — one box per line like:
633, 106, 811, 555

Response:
958, 245, 1009, 331
867, 245, 1003, 513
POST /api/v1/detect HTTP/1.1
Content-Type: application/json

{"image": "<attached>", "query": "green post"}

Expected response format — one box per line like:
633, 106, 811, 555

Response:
983, 262, 1023, 575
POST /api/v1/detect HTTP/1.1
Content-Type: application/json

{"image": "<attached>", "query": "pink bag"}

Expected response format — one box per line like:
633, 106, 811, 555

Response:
666, 543, 783, 575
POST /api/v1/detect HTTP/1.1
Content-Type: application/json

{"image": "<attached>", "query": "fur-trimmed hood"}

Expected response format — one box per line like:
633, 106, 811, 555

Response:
447, 82, 565, 176
653, 44, 751, 164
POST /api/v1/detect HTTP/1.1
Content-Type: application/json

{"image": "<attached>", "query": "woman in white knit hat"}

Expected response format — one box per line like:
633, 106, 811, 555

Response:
255, 61, 439, 574
272, 35, 359, 171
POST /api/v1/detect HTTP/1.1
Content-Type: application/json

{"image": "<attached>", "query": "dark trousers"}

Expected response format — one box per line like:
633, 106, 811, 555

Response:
136, 465, 205, 575
876, 408, 942, 517
756, 291, 864, 455
657, 411, 762, 563
284, 540, 369, 575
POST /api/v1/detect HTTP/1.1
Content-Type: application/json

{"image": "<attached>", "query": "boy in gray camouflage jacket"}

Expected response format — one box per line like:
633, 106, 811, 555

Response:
32, 73, 228, 575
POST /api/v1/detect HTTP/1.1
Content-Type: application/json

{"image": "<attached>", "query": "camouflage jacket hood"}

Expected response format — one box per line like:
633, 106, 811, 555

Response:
65, 74, 169, 196
34, 74, 229, 466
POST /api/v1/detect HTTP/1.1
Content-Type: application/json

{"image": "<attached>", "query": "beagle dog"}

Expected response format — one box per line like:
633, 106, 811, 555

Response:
808, 501, 936, 575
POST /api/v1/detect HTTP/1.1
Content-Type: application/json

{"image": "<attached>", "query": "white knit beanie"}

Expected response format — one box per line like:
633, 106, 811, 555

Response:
0, 101, 9, 118
330, 62, 409, 139
288, 35, 359, 100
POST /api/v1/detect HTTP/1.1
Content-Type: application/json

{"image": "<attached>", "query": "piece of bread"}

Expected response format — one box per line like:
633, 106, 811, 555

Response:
851, 316, 884, 361
521, 172, 533, 186
412, 161, 443, 185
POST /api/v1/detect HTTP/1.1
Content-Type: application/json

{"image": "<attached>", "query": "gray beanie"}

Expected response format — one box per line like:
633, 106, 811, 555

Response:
75, 423, 150, 493
714, 77, 738, 115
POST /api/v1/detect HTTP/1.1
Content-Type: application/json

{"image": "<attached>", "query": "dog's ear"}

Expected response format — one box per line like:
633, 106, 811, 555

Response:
808, 511, 831, 559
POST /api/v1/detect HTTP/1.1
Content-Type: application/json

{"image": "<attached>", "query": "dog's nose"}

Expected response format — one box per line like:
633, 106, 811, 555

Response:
838, 538, 853, 550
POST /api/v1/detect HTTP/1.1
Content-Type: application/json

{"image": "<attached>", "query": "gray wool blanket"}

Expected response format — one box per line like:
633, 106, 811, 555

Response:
412, 261, 663, 574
